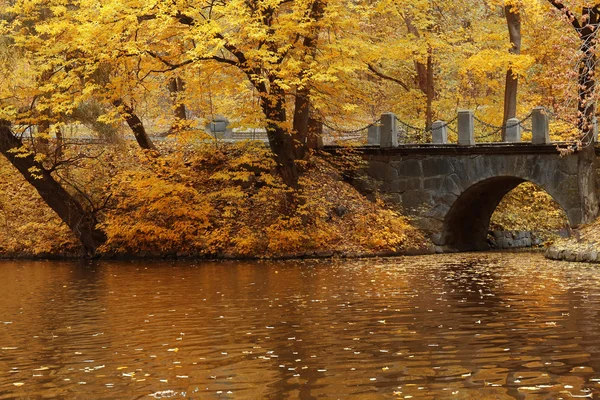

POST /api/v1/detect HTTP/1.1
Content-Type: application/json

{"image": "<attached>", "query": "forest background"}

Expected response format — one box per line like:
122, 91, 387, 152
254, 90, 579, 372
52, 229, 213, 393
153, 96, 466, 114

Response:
0, 0, 594, 258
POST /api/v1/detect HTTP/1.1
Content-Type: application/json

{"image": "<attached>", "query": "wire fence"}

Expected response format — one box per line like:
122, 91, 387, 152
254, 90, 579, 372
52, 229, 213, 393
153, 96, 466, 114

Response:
472, 112, 533, 141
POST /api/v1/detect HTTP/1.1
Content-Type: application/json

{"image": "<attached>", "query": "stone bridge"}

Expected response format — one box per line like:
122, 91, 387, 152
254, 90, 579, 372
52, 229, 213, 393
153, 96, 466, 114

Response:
326, 109, 599, 251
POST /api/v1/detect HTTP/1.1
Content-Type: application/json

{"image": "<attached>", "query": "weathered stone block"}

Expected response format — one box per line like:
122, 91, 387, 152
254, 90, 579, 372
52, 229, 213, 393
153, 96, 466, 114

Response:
560, 154, 578, 175
547, 248, 559, 259
445, 175, 463, 196
367, 125, 380, 145
407, 178, 423, 190
532, 107, 550, 144
505, 118, 521, 142
422, 158, 454, 177
397, 159, 423, 178
401, 190, 433, 213
378, 181, 391, 192
432, 121, 448, 144
427, 203, 451, 221
458, 110, 475, 145
390, 179, 407, 193
368, 161, 398, 181
431, 233, 443, 245
438, 193, 458, 207
380, 112, 398, 148
390, 178, 420, 192
423, 177, 445, 191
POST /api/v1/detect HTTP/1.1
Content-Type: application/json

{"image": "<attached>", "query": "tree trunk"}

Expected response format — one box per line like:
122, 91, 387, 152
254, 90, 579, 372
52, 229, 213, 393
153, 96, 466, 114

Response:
307, 115, 323, 150
167, 77, 187, 135
112, 99, 157, 151
502, 3, 521, 141
405, 17, 435, 130
425, 50, 434, 131
54, 125, 63, 159
292, 87, 310, 159
576, 7, 599, 222
261, 84, 300, 189
0, 121, 106, 254
546, 2, 600, 222
292, 0, 324, 160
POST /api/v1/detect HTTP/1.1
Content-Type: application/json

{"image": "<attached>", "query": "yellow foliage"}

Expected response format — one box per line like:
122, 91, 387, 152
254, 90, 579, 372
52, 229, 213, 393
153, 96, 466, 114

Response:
0, 157, 80, 256
94, 141, 426, 258
99, 171, 213, 254
490, 182, 569, 237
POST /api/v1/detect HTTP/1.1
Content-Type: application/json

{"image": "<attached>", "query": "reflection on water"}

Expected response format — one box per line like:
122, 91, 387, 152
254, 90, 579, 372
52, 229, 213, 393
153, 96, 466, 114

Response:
2, 252, 600, 398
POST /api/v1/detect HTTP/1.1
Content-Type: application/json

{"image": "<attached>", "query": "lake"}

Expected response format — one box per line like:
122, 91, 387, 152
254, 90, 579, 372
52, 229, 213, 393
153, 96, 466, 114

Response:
1, 251, 600, 399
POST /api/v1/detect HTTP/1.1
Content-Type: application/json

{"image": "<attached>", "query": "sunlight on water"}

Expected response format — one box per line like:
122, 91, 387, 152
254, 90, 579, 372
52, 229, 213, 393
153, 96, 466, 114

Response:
1, 252, 600, 398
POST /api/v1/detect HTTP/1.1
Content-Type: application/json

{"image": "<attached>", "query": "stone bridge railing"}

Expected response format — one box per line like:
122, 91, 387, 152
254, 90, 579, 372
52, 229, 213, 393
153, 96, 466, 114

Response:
367, 107, 598, 147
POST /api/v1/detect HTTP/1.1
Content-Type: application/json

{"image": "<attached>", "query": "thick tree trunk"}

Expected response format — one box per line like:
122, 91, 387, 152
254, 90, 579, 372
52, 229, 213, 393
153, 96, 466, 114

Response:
261, 84, 300, 189
502, 4, 521, 140
112, 99, 157, 151
576, 7, 600, 222
292, 87, 310, 159
167, 77, 187, 135
545, 2, 600, 222
292, 0, 324, 160
0, 121, 106, 254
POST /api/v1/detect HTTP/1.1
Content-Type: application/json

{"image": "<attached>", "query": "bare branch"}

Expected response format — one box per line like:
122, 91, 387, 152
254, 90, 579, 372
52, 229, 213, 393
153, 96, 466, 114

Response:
546, 0, 582, 32
367, 64, 410, 91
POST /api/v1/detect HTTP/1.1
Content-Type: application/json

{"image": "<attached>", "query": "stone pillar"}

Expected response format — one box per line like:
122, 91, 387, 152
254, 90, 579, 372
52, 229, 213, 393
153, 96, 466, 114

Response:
531, 107, 550, 144
367, 124, 380, 145
380, 112, 398, 148
432, 120, 448, 144
458, 110, 474, 146
505, 118, 521, 142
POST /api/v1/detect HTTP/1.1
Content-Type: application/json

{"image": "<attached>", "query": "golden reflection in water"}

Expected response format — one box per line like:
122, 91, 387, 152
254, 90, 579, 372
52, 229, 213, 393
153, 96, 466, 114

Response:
1, 252, 600, 398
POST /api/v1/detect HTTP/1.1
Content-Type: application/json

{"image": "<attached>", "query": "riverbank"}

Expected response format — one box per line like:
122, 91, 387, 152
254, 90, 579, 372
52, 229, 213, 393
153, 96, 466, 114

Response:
0, 141, 430, 260
545, 219, 600, 263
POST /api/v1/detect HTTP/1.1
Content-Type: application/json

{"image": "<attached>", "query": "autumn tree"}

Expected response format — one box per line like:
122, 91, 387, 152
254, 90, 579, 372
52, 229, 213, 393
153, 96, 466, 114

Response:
546, 1, 600, 222
0, 121, 106, 253
502, 1, 522, 140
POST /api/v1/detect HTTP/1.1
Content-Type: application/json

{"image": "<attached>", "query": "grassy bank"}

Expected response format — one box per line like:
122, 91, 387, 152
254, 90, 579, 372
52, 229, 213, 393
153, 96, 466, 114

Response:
0, 140, 430, 259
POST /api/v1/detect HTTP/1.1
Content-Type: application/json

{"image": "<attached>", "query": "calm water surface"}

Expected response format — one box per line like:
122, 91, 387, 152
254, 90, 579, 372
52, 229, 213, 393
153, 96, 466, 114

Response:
2, 252, 600, 399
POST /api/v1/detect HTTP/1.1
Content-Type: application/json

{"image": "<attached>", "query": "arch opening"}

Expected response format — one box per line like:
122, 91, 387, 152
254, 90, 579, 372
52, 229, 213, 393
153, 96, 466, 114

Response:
441, 177, 571, 251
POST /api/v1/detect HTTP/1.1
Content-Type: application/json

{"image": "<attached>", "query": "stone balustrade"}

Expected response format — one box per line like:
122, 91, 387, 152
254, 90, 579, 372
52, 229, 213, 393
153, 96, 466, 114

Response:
368, 107, 597, 147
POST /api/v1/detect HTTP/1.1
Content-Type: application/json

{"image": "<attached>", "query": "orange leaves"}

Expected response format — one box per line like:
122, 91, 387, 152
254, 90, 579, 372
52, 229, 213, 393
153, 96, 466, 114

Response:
490, 182, 569, 235
0, 157, 81, 256
100, 170, 213, 254
95, 141, 425, 258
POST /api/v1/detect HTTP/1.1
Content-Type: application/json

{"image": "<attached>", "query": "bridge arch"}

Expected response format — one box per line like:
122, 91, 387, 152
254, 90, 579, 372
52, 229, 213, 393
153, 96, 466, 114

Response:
441, 176, 573, 251
347, 145, 593, 252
